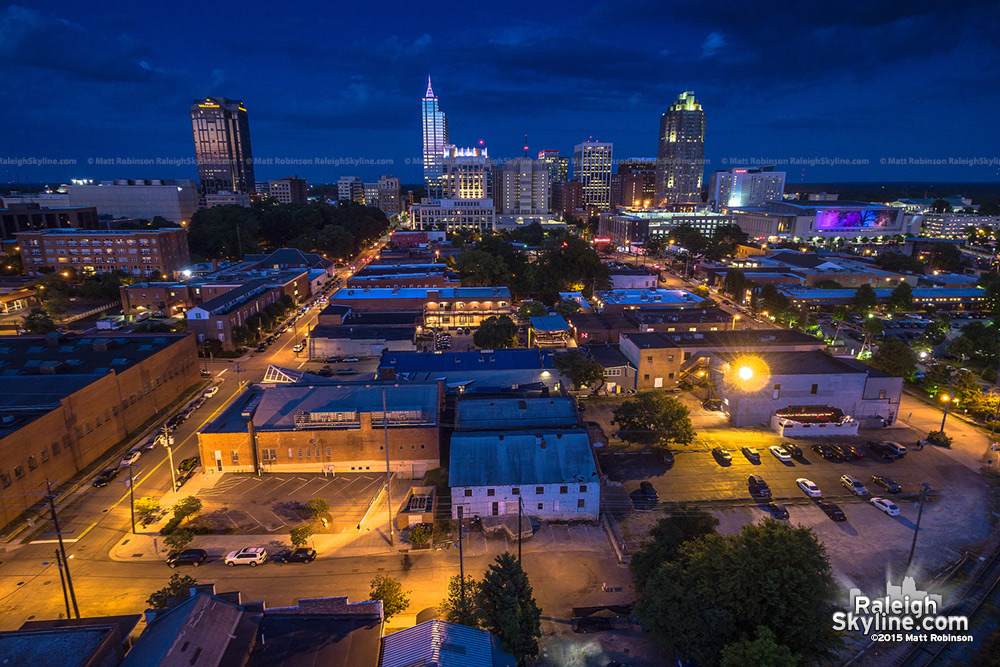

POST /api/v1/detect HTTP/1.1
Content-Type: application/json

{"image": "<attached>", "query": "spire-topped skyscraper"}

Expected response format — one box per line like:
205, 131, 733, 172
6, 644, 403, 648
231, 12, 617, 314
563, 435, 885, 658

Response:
655, 91, 706, 205
422, 76, 449, 198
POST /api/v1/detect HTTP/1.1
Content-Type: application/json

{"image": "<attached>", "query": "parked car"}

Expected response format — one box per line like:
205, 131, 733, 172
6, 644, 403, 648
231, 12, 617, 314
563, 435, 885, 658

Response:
882, 441, 907, 458
278, 548, 317, 564
200, 369, 212, 377
165, 414, 185, 429
871, 497, 901, 516
293, 343, 305, 353
166, 548, 208, 568
224, 547, 268, 567
639, 481, 659, 506
178, 457, 200, 474
656, 448, 675, 466
871, 475, 902, 494
781, 442, 803, 458
841, 474, 869, 496
796, 478, 822, 497
741, 446, 761, 462
342, 356, 360, 363
256, 344, 266, 352
337, 368, 358, 375
769, 445, 792, 462
712, 447, 732, 464
314, 367, 333, 377
828, 444, 849, 460
842, 444, 865, 459
120, 449, 142, 467
748, 474, 772, 498
324, 356, 341, 364
92, 467, 121, 488
817, 500, 847, 521
811, 444, 842, 462
867, 440, 905, 460
766, 503, 789, 520
203, 386, 219, 399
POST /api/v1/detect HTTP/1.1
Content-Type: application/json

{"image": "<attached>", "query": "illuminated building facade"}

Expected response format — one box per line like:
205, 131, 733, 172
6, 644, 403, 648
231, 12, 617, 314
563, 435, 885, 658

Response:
440, 146, 490, 200
656, 91, 705, 204
190, 97, 255, 195
709, 167, 786, 212
422, 77, 450, 198
573, 141, 613, 209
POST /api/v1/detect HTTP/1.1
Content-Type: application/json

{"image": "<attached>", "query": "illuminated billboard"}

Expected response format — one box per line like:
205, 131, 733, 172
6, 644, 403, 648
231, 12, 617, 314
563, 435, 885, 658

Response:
814, 208, 898, 230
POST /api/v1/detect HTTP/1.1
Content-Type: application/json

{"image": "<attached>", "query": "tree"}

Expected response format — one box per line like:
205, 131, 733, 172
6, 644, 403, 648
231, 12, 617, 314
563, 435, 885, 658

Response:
850, 284, 878, 314
21, 307, 58, 334
876, 252, 924, 275
369, 573, 410, 621
950, 321, 1000, 363
887, 282, 913, 312
612, 392, 695, 446
756, 283, 792, 320
305, 497, 330, 518
135, 496, 160, 525
552, 350, 605, 391
147, 573, 197, 609
629, 507, 719, 584
979, 270, 1000, 322
931, 198, 951, 214
452, 248, 511, 287
928, 242, 962, 272
722, 268, 753, 301
172, 496, 202, 521
476, 552, 542, 665
290, 525, 313, 547
473, 315, 518, 349
440, 574, 482, 627
163, 528, 194, 551
720, 626, 800, 667
517, 300, 547, 320
869, 336, 917, 378
668, 223, 708, 256
409, 524, 431, 546
634, 519, 841, 666
554, 298, 581, 318
692, 285, 711, 298
704, 224, 749, 261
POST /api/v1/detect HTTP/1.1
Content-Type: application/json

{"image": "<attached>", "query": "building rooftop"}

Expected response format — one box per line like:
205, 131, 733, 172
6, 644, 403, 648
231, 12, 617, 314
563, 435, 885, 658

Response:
621, 329, 823, 350
310, 324, 416, 342
778, 285, 986, 300
381, 620, 515, 667
455, 396, 579, 430
715, 350, 891, 377
247, 612, 381, 667
331, 286, 511, 300
529, 314, 570, 332
380, 349, 557, 374
584, 344, 632, 368
0, 620, 134, 667
14, 227, 182, 236
561, 289, 703, 308
449, 430, 597, 487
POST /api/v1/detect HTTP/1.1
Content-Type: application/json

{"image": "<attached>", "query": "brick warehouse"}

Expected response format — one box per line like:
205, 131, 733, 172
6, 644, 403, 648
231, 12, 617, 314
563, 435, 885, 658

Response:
197, 381, 443, 478
0, 333, 200, 530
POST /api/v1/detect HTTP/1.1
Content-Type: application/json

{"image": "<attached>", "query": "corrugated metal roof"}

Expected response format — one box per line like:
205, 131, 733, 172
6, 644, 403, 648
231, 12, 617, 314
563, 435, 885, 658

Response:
380, 349, 554, 373
529, 314, 569, 332
455, 397, 578, 430
449, 430, 597, 487
380, 620, 514, 667
252, 382, 440, 429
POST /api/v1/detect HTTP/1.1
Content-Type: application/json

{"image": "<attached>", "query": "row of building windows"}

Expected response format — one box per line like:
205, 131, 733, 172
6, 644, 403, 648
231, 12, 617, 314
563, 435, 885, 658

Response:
0, 436, 71, 489
464, 484, 589, 496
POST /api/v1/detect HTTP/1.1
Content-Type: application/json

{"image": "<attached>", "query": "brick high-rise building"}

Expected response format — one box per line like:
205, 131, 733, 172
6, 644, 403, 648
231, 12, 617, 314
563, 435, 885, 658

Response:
552, 180, 583, 218
17, 228, 191, 278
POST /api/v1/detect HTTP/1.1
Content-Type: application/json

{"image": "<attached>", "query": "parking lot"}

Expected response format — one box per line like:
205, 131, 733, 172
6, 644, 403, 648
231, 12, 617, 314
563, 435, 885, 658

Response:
197, 472, 384, 533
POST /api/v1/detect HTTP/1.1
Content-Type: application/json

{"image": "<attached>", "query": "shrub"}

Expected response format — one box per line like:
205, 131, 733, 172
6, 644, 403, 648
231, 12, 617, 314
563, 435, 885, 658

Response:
160, 516, 182, 535
305, 497, 330, 518
409, 524, 432, 546
163, 528, 194, 551
290, 525, 313, 547
172, 496, 202, 521
925, 430, 953, 447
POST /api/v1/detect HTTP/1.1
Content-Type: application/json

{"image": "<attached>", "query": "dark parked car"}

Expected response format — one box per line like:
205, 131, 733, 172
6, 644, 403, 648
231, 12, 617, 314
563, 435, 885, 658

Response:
828, 444, 849, 460
843, 444, 865, 459
817, 500, 847, 521
167, 548, 208, 568
748, 474, 772, 498
165, 414, 185, 430
656, 448, 675, 466
324, 356, 340, 363
871, 475, 902, 494
712, 447, 732, 464
867, 440, 903, 460
811, 444, 842, 462
781, 442, 803, 458
92, 467, 120, 487
639, 481, 658, 504
766, 503, 789, 519
314, 367, 334, 377
278, 548, 317, 564
178, 457, 199, 474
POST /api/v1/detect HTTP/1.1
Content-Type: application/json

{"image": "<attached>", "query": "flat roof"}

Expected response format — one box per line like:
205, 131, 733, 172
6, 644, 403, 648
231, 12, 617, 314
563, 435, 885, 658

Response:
310, 324, 415, 341
247, 614, 381, 667
621, 329, 823, 350
715, 350, 891, 377
449, 430, 597, 487
331, 286, 510, 300
380, 349, 556, 373
529, 314, 569, 332
0, 626, 117, 667
779, 285, 986, 300
455, 396, 578, 430
584, 344, 631, 368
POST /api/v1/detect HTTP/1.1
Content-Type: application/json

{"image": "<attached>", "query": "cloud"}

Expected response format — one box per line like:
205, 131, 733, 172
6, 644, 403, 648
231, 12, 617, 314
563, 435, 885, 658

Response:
701, 32, 725, 58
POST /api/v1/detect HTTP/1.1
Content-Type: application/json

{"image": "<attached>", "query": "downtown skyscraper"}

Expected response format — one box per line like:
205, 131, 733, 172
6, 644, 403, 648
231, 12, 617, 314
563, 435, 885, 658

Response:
655, 91, 706, 205
190, 97, 255, 195
421, 76, 450, 198
573, 141, 613, 210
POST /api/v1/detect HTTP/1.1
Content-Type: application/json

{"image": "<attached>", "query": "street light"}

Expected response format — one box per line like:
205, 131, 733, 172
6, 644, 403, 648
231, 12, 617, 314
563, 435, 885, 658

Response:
939, 392, 959, 433
732, 314, 741, 330
738, 366, 754, 381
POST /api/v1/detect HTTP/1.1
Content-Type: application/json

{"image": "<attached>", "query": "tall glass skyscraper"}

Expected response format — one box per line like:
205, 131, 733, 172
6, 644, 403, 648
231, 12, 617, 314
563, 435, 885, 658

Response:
422, 77, 449, 198
656, 91, 706, 205
573, 141, 613, 209
190, 97, 255, 195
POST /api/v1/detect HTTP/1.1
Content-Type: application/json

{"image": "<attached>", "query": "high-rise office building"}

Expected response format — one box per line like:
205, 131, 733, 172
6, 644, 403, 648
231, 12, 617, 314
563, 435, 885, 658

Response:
497, 158, 549, 215
656, 91, 706, 205
268, 175, 308, 204
708, 167, 786, 211
618, 159, 657, 204
422, 77, 450, 198
573, 141, 613, 210
538, 150, 569, 184
377, 175, 402, 216
363, 182, 380, 208
337, 176, 364, 204
552, 180, 583, 218
190, 97, 255, 195
440, 146, 490, 200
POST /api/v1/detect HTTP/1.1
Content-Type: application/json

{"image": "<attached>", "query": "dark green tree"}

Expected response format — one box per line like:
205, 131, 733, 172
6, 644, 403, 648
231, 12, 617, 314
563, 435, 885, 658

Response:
537, 235, 609, 300
629, 507, 719, 584
850, 284, 878, 314
930, 198, 951, 213
473, 315, 518, 349
928, 242, 962, 272
875, 252, 925, 274
612, 392, 695, 446
756, 283, 792, 319
552, 350, 605, 391
476, 552, 542, 665
554, 298, 581, 318
978, 271, 1000, 322
668, 223, 708, 256
634, 519, 841, 666
21, 307, 58, 334
869, 336, 917, 378
721, 268, 753, 300
516, 300, 548, 320
451, 249, 511, 287
172, 496, 202, 521
949, 321, 1000, 363
887, 282, 913, 312
147, 573, 198, 609
369, 574, 411, 622
704, 225, 750, 261
720, 626, 800, 667
439, 574, 482, 627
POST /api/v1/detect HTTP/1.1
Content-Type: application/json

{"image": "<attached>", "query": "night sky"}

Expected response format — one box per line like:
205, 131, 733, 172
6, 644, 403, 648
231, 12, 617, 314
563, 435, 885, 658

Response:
2, 1, 999, 186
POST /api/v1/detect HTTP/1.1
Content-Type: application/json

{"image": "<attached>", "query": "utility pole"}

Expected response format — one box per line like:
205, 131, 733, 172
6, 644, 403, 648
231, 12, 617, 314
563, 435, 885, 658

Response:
940, 380, 955, 433
906, 482, 931, 574
127, 466, 135, 534
53, 549, 71, 619
382, 388, 394, 546
164, 424, 177, 491
457, 505, 465, 611
45, 480, 79, 618
518, 496, 523, 563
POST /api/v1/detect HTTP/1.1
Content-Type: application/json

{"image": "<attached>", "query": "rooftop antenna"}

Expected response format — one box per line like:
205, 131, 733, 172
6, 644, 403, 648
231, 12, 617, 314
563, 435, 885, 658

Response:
523, 134, 529, 158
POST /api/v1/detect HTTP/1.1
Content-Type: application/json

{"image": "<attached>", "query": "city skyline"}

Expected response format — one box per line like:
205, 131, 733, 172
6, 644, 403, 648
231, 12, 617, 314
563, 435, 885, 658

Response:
2, 1, 1000, 185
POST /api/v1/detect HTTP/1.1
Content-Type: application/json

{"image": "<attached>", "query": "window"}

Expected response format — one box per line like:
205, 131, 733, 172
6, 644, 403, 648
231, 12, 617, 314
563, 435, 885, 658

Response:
487, 489, 495, 497
326, 447, 331, 458
644, 374, 650, 381
512, 487, 520, 495
287, 448, 293, 459
464, 489, 472, 497
810, 384, 818, 395
40, 448, 49, 463
535, 486, 544, 495
537, 503, 543, 510
579, 485, 587, 493
14, 464, 25, 479
878, 390, 886, 399
578, 498, 586, 508
27, 456, 37, 470
0, 472, 10, 488
52, 440, 60, 455
559, 485, 568, 494
646, 356, 652, 362
298, 448, 303, 458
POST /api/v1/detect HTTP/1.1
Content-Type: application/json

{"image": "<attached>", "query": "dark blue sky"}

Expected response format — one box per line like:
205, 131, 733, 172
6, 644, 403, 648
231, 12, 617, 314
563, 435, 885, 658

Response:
2, 0, 999, 186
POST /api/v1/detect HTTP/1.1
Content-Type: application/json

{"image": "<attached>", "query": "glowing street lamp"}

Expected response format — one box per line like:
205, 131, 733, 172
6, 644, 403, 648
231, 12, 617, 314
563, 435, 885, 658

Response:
732, 314, 741, 330
738, 366, 754, 381
939, 392, 959, 433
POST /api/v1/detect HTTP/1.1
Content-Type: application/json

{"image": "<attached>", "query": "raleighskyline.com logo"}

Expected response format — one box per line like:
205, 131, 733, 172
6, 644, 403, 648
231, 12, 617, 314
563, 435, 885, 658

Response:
832, 576, 971, 643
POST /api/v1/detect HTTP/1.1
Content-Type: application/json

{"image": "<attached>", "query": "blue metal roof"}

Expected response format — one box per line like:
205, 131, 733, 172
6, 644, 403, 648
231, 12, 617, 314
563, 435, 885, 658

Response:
380, 620, 515, 667
529, 314, 569, 332
449, 430, 597, 487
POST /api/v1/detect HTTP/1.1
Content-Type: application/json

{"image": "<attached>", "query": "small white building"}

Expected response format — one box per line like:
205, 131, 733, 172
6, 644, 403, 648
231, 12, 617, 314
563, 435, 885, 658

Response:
449, 430, 599, 521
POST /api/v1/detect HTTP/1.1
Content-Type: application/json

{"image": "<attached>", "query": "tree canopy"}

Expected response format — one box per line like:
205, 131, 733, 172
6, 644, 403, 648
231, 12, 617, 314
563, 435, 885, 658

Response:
612, 392, 695, 445
869, 336, 917, 378
369, 574, 411, 622
473, 315, 518, 349
552, 350, 605, 391
476, 552, 542, 665
887, 282, 914, 312
850, 284, 878, 314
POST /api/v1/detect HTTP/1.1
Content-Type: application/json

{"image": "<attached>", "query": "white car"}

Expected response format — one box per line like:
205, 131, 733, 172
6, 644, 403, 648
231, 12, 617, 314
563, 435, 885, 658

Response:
871, 497, 901, 516
203, 386, 219, 399
796, 478, 822, 497
224, 547, 268, 567
769, 445, 792, 462
120, 449, 142, 466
